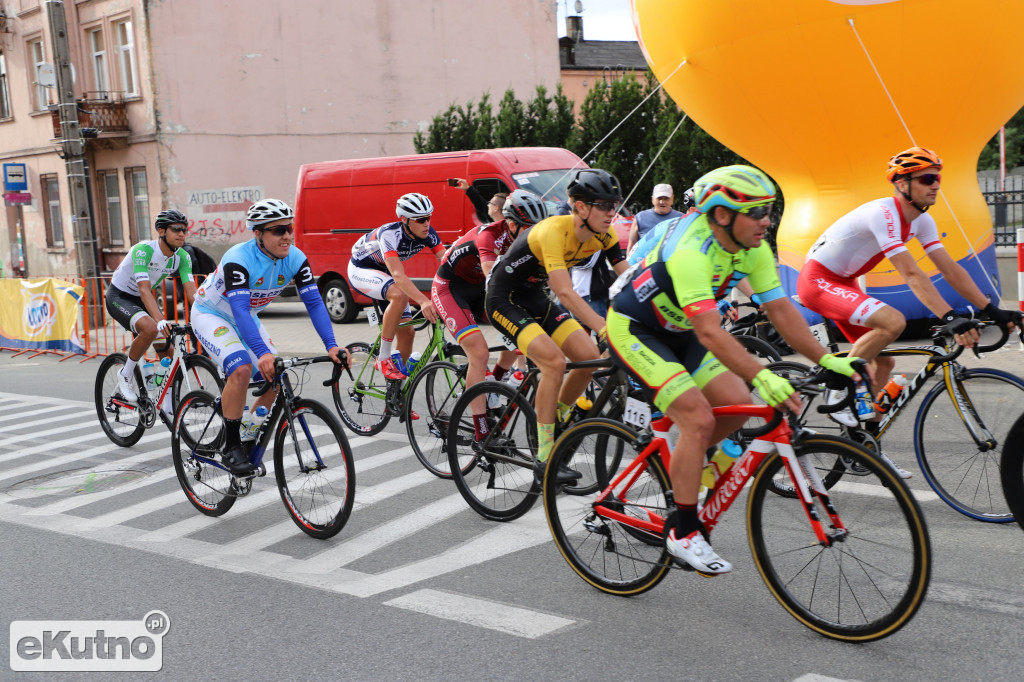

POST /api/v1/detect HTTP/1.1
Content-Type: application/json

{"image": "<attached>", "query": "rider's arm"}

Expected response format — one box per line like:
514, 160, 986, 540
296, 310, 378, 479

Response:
761, 296, 831, 364
222, 261, 273, 358
925, 247, 992, 310
548, 268, 607, 333
690, 307, 771, 383
294, 259, 339, 351
176, 247, 197, 307
136, 279, 164, 323
384, 255, 431, 307
887, 250, 962, 317
626, 220, 640, 252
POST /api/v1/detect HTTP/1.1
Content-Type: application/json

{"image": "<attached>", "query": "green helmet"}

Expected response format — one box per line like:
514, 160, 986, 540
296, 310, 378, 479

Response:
694, 165, 775, 215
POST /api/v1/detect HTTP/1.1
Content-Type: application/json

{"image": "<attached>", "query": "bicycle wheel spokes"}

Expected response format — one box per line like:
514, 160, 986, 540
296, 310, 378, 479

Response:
94, 353, 146, 447
171, 390, 235, 517
172, 354, 224, 408
448, 381, 538, 521
274, 399, 355, 539
748, 437, 930, 642
915, 369, 1024, 522
332, 342, 390, 436
405, 361, 466, 478
545, 419, 672, 596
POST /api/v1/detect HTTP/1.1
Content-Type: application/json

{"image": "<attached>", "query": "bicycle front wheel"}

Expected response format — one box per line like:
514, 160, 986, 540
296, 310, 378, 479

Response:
171, 390, 235, 517
748, 435, 930, 642
332, 342, 390, 436
544, 418, 672, 596
999, 412, 1024, 532
171, 353, 224, 409
95, 352, 146, 447
274, 398, 355, 539
447, 381, 538, 521
915, 368, 1024, 522
405, 361, 469, 479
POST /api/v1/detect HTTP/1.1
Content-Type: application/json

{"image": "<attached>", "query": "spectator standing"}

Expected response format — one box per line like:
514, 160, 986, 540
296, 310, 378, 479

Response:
627, 183, 684, 251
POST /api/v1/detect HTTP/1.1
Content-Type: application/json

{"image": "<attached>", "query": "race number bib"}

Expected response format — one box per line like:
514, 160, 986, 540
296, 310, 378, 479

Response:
623, 397, 651, 430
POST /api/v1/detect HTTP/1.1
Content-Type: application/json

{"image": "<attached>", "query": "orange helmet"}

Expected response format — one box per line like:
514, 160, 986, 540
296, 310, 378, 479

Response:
886, 146, 942, 182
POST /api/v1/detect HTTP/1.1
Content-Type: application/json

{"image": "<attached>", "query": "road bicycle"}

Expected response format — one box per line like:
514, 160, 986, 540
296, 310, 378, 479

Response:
542, 372, 930, 642
721, 300, 786, 362
95, 323, 223, 447
776, 315, 1024, 522
171, 355, 355, 539
445, 356, 636, 521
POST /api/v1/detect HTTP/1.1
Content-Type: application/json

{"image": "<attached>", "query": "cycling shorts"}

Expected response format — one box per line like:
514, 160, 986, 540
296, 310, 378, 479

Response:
796, 259, 887, 343
105, 284, 150, 334
607, 309, 727, 414
432, 275, 486, 344
191, 309, 276, 379
485, 287, 582, 354
347, 263, 413, 320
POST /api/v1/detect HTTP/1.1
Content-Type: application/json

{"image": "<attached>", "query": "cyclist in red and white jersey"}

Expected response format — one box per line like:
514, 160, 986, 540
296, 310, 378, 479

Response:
431, 190, 547, 443
797, 147, 1019, 445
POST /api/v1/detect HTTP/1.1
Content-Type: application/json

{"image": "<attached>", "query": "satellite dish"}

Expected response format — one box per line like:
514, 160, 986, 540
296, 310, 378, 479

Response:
35, 62, 75, 88
575, 0, 584, 13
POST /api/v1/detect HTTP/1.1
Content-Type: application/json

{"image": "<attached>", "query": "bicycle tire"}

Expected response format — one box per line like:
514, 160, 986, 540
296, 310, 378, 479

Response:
914, 367, 1024, 522
405, 360, 471, 479
95, 352, 146, 447
999, 412, 1024, 532
171, 353, 224, 409
544, 418, 672, 595
447, 380, 539, 521
747, 435, 930, 642
274, 398, 355, 539
332, 342, 391, 436
735, 333, 783, 362
171, 390, 236, 517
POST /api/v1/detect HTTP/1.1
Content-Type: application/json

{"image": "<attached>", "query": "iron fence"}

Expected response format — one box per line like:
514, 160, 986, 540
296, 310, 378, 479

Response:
980, 175, 1024, 246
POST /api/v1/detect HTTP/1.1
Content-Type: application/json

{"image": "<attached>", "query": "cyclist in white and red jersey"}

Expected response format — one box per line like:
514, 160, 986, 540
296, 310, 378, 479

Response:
347, 193, 445, 380
431, 190, 547, 443
797, 147, 1020, 445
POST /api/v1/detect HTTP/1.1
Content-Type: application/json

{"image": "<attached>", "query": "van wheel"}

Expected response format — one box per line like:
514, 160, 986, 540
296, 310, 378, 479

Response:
321, 277, 358, 324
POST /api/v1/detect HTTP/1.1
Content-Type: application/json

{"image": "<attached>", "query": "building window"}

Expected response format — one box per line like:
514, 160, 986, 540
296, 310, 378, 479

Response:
29, 38, 48, 111
113, 19, 138, 97
0, 52, 11, 119
41, 174, 64, 248
89, 28, 107, 94
99, 170, 123, 246
125, 167, 148, 242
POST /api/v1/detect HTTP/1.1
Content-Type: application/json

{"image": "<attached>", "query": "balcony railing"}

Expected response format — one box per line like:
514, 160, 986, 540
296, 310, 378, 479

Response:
50, 93, 129, 140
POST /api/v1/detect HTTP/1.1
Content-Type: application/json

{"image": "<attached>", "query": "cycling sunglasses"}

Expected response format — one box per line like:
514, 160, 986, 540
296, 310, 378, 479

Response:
584, 200, 621, 213
261, 224, 294, 236
409, 215, 432, 224
912, 173, 941, 186
165, 225, 188, 233
739, 204, 773, 220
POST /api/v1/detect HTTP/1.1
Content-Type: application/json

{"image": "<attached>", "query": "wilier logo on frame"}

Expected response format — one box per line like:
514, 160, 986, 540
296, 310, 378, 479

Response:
10, 611, 169, 672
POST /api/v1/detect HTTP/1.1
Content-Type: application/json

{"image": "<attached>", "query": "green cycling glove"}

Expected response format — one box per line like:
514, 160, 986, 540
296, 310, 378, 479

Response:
817, 353, 860, 378
751, 368, 795, 407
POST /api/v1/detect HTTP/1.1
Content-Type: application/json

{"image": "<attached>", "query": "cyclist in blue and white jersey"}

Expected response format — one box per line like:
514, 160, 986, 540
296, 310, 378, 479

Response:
191, 199, 342, 474
105, 209, 195, 406
347, 193, 445, 380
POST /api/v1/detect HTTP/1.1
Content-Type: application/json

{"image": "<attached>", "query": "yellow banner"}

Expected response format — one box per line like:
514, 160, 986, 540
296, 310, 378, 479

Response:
0, 278, 85, 353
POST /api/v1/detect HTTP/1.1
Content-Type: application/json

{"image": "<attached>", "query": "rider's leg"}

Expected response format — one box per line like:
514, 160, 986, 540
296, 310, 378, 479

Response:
380, 287, 408, 359
524, 331, 565, 461
127, 315, 158, 364
849, 305, 904, 388
555, 327, 600, 419
460, 330, 492, 439
493, 350, 517, 382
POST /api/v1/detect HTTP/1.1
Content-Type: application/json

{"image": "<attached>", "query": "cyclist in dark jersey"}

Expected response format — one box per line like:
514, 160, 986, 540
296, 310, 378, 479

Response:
431, 190, 548, 443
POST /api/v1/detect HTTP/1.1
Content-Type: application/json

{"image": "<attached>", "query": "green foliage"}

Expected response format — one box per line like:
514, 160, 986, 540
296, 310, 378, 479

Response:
978, 106, 1024, 171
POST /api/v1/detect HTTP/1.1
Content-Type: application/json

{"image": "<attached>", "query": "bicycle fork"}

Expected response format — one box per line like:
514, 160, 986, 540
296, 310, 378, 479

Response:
776, 442, 849, 547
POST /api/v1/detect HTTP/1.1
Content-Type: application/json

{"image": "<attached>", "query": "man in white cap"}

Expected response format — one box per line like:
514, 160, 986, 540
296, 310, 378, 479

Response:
627, 183, 684, 251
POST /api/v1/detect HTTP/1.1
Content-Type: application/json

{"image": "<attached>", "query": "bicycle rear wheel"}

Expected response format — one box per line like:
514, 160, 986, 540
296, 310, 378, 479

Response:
171, 390, 235, 517
447, 381, 538, 521
274, 398, 355, 539
332, 342, 391, 436
999, 412, 1024, 532
748, 435, 930, 642
735, 334, 783, 362
914, 368, 1024, 522
545, 418, 672, 595
405, 361, 470, 479
95, 352, 146, 447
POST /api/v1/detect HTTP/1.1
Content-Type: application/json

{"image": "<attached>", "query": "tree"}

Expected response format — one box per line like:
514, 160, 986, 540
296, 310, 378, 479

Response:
978, 106, 1024, 171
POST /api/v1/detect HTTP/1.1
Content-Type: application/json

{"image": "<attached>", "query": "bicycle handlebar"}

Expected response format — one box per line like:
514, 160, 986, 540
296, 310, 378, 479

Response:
810, 359, 871, 416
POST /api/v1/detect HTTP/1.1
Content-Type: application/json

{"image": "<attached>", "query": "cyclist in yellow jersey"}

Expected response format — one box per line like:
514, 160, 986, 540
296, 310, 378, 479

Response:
486, 169, 630, 482
607, 165, 863, 575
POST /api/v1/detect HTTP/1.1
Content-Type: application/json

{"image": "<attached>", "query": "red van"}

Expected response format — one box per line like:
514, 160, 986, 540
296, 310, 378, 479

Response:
294, 147, 586, 323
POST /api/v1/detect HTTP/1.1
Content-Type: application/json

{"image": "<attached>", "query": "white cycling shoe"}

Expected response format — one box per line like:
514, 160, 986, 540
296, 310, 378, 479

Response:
116, 371, 138, 402
879, 452, 913, 479
666, 528, 732, 575
824, 389, 858, 427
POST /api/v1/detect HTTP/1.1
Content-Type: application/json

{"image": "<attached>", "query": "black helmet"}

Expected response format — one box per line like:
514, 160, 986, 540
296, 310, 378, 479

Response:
502, 190, 549, 227
566, 169, 623, 203
155, 209, 188, 230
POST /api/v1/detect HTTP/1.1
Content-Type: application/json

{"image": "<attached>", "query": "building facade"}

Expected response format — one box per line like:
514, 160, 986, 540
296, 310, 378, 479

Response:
0, 0, 561, 278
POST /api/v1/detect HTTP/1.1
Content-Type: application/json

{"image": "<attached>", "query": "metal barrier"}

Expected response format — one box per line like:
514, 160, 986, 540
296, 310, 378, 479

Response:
981, 175, 1024, 246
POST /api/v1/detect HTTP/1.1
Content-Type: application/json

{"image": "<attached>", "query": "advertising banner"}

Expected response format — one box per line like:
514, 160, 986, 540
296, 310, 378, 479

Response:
0, 278, 85, 353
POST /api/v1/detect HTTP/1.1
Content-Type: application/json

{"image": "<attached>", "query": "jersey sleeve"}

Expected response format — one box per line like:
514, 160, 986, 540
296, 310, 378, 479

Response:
534, 223, 569, 275
602, 229, 625, 266
866, 203, 909, 260
130, 243, 156, 284
428, 227, 445, 255
475, 225, 500, 264
914, 214, 944, 254
668, 249, 717, 319
378, 225, 401, 260
175, 247, 195, 284
744, 243, 786, 303
291, 255, 338, 351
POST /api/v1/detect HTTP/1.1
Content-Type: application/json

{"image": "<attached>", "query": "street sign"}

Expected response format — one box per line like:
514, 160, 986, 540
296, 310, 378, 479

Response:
4, 192, 32, 206
3, 163, 27, 192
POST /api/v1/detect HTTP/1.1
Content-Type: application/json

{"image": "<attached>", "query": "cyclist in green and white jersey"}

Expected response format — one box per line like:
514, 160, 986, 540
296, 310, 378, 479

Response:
105, 209, 196, 406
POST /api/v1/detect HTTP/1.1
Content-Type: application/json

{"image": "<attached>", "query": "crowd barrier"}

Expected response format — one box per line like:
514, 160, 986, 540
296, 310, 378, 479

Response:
0, 274, 202, 363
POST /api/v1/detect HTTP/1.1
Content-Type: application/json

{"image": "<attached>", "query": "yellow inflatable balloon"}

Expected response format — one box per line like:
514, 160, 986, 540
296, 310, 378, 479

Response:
632, 0, 1024, 318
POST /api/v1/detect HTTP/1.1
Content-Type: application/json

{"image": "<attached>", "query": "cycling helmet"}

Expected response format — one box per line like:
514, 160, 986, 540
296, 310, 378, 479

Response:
694, 165, 775, 215
246, 199, 294, 229
566, 169, 623, 203
681, 187, 696, 212
886, 146, 942, 182
502, 189, 549, 227
395, 192, 434, 219
154, 209, 188, 230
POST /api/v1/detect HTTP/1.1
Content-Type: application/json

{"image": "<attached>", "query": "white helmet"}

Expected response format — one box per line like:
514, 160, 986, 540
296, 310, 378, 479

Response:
395, 192, 434, 219
246, 198, 294, 229
502, 190, 548, 227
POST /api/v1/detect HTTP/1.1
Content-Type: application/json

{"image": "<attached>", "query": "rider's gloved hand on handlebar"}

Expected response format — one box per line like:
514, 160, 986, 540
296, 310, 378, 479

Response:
751, 368, 795, 408
817, 353, 861, 379
983, 303, 1022, 330
941, 310, 981, 346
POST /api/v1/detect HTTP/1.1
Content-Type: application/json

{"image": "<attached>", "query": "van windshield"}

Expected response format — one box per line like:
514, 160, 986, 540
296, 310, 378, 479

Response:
511, 169, 579, 204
